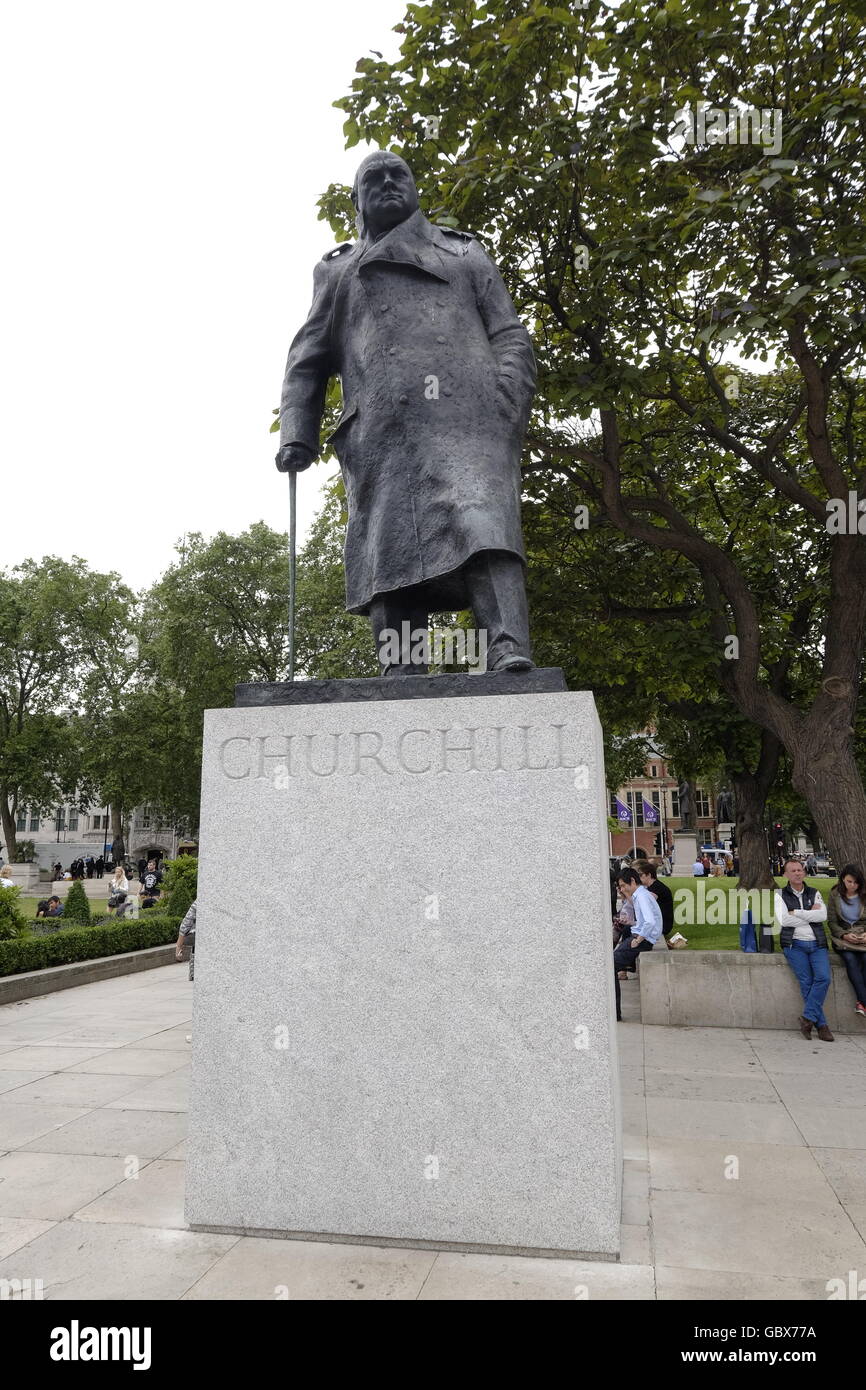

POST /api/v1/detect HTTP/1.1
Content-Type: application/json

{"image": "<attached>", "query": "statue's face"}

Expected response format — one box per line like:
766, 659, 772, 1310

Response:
357, 156, 419, 237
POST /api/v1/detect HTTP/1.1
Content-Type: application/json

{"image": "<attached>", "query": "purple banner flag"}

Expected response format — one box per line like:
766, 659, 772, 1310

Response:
615, 796, 631, 824
642, 798, 659, 824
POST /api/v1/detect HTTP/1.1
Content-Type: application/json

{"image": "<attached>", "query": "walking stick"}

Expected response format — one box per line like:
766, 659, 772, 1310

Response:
288, 468, 297, 683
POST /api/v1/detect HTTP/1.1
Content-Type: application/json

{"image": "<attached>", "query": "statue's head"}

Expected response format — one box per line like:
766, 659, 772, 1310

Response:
351, 151, 419, 240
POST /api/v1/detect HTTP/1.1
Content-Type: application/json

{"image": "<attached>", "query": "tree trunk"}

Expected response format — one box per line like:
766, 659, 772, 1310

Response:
732, 774, 776, 890
730, 730, 780, 891
109, 804, 125, 865
0, 788, 17, 864
792, 724, 866, 872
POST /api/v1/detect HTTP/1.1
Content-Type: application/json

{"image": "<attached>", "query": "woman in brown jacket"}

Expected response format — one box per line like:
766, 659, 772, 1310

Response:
826, 864, 866, 1017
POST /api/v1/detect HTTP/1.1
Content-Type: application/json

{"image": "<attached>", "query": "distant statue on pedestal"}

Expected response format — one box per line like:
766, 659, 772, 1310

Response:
677, 780, 693, 830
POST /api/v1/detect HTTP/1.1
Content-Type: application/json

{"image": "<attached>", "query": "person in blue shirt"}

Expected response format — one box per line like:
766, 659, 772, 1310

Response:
614, 868, 664, 1012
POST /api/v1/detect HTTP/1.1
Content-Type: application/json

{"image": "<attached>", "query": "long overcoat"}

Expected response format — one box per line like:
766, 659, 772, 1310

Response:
279, 209, 537, 615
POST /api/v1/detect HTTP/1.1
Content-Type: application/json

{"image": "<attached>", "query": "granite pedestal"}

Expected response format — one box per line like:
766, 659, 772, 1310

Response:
186, 674, 621, 1257
672, 829, 700, 873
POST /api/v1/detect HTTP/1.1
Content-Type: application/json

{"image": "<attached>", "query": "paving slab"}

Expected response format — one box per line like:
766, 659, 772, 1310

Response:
0, 1220, 237, 1300
0, 1044, 111, 1070
811, 1147, 866, 1204
646, 1096, 805, 1145
18, 1108, 188, 1159
0, 1070, 56, 1093
651, 1188, 866, 1277
65, 1048, 189, 1077
132, 1026, 193, 1051
784, 1103, 866, 1150
0, 1151, 128, 1220
644, 1068, 779, 1104
656, 1265, 836, 1300
0, 1102, 91, 1152
182, 1235, 436, 1301
106, 1069, 190, 1112
0, 1217, 56, 1260
45, 1024, 172, 1048
417, 1252, 656, 1300
648, 1138, 836, 1199
2, 1072, 146, 1108
76, 1158, 186, 1228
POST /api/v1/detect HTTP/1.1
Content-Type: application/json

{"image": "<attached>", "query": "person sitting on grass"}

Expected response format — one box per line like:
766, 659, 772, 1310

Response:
45, 895, 64, 917
826, 864, 866, 1019
774, 856, 832, 1042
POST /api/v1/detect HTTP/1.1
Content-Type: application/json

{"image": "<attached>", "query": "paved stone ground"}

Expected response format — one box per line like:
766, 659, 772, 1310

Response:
0, 967, 864, 1300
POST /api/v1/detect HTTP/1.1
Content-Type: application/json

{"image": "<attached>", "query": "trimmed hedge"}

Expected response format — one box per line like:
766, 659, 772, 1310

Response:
63, 879, 92, 925
0, 914, 182, 977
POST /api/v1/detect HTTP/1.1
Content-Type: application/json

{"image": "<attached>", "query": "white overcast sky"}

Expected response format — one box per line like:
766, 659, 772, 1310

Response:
1, 0, 406, 592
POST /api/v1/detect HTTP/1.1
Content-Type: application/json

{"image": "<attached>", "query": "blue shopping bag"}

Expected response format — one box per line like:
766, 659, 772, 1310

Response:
739, 908, 758, 952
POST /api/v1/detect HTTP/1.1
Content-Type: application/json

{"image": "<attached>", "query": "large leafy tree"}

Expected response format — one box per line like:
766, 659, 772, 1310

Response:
523, 372, 830, 885
0, 558, 132, 859
320, 0, 866, 865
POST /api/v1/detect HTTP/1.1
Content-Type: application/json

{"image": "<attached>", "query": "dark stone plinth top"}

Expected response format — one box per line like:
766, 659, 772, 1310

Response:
235, 668, 568, 707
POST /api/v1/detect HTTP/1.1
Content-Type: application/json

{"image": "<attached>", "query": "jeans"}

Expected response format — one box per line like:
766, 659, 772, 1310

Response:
783, 940, 831, 1026
839, 950, 866, 1007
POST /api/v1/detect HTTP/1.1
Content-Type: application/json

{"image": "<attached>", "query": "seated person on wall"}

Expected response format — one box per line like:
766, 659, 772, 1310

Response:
139, 859, 162, 911
826, 864, 866, 1019
774, 856, 832, 1042
614, 868, 663, 980
635, 859, 675, 950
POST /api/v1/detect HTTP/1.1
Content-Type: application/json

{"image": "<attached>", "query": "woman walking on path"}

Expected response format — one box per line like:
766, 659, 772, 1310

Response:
827, 864, 866, 1018
107, 864, 129, 917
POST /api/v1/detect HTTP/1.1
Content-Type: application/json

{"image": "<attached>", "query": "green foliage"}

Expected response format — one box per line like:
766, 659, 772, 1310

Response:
0, 914, 181, 977
62, 879, 92, 925
162, 856, 198, 919
11, 840, 35, 863
0, 555, 136, 856
0, 885, 26, 941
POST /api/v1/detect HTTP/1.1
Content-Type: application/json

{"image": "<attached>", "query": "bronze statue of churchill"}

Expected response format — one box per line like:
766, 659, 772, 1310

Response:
276, 151, 537, 675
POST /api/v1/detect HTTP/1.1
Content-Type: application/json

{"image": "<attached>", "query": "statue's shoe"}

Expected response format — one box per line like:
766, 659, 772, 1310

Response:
488, 652, 535, 673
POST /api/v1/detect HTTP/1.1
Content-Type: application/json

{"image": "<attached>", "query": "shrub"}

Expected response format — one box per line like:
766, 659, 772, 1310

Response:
63, 879, 91, 925
0, 914, 182, 976
162, 856, 198, 920
0, 885, 27, 941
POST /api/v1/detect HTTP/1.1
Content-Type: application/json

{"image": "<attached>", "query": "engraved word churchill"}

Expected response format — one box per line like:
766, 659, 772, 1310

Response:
275, 151, 537, 677
218, 723, 583, 781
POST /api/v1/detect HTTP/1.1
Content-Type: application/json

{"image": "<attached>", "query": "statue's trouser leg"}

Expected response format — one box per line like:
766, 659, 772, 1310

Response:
369, 593, 430, 675
462, 551, 532, 671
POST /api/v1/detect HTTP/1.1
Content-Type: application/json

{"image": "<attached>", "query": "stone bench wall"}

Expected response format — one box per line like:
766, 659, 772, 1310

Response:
639, 950, 866, 1032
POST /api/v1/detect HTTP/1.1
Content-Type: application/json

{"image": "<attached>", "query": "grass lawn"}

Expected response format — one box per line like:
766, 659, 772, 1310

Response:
658, 876, 837, 950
